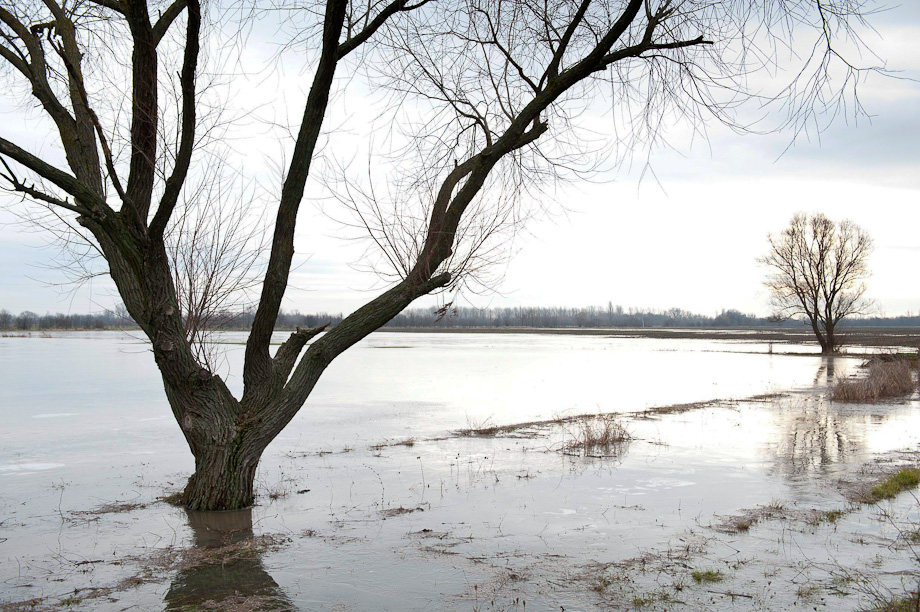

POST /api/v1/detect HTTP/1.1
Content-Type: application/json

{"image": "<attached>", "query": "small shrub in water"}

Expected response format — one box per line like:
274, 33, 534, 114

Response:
565, 415, 630, 455
831, 360, 916, 402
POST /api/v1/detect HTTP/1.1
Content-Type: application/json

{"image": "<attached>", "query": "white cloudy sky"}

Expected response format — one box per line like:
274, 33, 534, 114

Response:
1, 2, 918, 318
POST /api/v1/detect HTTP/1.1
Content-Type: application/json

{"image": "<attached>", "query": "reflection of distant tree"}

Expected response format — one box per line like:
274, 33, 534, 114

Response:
773, 399, 856, 479
770, 360, 858, 482
769, 360, 905, 485
164, 508, 293, 611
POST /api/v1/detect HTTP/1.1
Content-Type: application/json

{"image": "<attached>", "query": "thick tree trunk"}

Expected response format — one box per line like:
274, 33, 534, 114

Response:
154, 334, 269, 511
824, 323, 838, 354
809, 317, 831, 354
182, 435, 263, 511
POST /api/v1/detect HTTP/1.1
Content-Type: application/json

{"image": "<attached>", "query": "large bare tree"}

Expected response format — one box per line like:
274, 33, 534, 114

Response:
0, 0, 884, 509
761, 212, 874, 354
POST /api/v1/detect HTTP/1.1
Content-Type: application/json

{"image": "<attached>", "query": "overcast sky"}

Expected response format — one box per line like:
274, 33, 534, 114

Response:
1, 2, 918, 319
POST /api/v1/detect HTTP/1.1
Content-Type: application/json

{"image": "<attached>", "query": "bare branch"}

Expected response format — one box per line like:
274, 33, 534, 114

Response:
0, 157, 85, 214
45, 36, 127, 203
540, 0, 591, 87
151, 0, 201, 240
86, 0, 126, 14
273, 324, 328, 387
0, 137, 108, 216
123, 1, 159, 225
242, 0, 349, 406
337, 0, 433, 59
152, 0, 189, 46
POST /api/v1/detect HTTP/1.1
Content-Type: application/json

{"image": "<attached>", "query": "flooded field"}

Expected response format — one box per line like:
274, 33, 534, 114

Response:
2, 330, 920, 611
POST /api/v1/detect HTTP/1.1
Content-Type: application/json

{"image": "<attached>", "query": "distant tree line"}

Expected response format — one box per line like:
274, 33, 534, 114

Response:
386, 305, 920, 329
2, 305, 918, 332
387, 305, 772, 328
0, 309, 132, 331
0, 308, 345, 332
229, 311, 346, 331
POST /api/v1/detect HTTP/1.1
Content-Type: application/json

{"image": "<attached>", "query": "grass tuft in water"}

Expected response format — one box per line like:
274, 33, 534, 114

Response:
691, 569, 724, 584
868, 468, 920, 503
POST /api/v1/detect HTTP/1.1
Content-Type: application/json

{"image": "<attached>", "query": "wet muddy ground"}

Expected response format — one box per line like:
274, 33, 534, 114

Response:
1, 331, 919, 611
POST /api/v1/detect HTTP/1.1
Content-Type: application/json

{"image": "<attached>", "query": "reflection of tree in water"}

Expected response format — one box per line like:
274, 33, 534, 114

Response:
773, 398, 857, 479
812, 357, 837, 387
772, 359, 859, 481
770, 359, 900, 483
164, 508, 293, 611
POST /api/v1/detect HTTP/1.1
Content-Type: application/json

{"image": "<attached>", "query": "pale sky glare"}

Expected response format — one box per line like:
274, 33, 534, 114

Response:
0, 2, 918, 319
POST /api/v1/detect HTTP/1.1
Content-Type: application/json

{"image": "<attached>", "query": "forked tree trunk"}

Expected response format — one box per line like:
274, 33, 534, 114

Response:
809, 318, 831, 354
159, 367, 273, 511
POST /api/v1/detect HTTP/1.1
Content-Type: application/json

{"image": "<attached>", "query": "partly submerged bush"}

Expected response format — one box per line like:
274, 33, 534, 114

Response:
831, 360, 916, 402
564, 414, 630, 455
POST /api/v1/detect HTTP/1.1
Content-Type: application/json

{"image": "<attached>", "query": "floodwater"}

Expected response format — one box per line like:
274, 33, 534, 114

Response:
1, 331, 919, 611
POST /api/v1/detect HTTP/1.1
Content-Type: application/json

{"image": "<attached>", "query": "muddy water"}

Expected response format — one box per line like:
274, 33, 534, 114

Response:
1, 331, 918, 611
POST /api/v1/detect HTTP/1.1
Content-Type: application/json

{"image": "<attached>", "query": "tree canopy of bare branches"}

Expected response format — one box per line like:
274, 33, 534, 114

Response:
761, 212, 873, 353
0, 0, 887, 509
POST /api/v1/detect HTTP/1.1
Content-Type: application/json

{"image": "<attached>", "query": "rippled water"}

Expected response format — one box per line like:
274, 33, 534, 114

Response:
1, 330, 918, 611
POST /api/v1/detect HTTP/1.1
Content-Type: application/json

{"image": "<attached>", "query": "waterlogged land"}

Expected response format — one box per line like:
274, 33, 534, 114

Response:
1, 331, 920, 611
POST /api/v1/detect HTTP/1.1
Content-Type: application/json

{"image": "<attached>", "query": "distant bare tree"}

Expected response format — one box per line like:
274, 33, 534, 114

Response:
761, 212, 873, 353
0, 0, 887, 510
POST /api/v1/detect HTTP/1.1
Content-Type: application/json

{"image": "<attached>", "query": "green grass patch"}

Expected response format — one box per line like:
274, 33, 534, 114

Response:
869, 468, 920, 503
810, 508, 849, 525
691, 569, 724, 583
629, 589, 675, 608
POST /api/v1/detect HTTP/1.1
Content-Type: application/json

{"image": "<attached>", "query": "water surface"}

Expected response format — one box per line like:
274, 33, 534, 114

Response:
1, 331, 918, 611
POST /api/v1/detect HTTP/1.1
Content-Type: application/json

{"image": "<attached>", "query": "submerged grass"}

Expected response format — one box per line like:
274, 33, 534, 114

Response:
456, 416, 545, 438
630, 589, 676, 608
806, 507, 852, 526
831, 360, 917, 403
369, 438, 416, 450
691, 569, 724, 584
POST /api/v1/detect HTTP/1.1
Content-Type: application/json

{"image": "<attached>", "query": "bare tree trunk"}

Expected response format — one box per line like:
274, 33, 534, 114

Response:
157, 347, 272, 510
809, 317, 830, 354
165, 379, 270, 510
824, 322, 838, 354
182, 437, 261, 511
